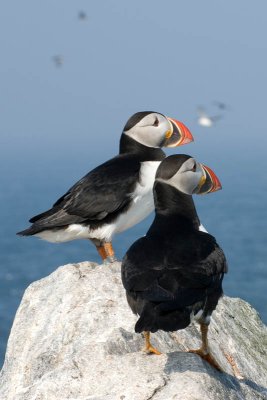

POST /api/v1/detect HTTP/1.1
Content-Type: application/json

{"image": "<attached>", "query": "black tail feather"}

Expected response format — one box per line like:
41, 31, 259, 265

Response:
135, 302, 191, 333
135, 303, 157, 333
16, 226, 36, 236
17, 226, 42, 236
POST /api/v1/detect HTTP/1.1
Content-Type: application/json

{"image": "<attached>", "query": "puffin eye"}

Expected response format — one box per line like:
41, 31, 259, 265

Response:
191, 162, 196, 172
153, 117, 159, 127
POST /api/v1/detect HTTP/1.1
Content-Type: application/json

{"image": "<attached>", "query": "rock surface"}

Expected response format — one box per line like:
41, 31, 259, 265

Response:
0, 261, 267, 400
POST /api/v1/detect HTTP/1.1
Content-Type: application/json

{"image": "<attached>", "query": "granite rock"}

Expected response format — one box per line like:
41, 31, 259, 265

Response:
0, 261, 266, 400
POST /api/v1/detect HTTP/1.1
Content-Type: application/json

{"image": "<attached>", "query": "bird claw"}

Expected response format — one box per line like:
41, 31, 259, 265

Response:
188, 348, 222, 371
103, 256, 117, 265
143, 345, 162, 355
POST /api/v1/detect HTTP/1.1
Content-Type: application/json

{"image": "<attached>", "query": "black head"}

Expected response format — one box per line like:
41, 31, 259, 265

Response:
121, 111, 194, 149
155, 154, 222, 195
123, 111, 160, 132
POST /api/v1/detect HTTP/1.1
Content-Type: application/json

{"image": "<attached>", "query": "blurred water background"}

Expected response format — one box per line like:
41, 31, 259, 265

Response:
1, 1, 267, 367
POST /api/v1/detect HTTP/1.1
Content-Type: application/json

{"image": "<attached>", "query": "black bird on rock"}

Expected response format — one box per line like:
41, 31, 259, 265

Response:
17, 112, 193, 263
122, 154, 227, 370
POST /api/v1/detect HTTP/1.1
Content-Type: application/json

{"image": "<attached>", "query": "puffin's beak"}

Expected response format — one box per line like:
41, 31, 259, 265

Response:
164, 118, 194, 147
197, 164, 222, 194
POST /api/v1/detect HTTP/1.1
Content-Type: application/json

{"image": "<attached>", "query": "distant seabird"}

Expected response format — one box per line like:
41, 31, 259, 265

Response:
197, 106, 222, 127
213, 100, 230, 111
52, 55, 64, 68
78, 11, 87, 21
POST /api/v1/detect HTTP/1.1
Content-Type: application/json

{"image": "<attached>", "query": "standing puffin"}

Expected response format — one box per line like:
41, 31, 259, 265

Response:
121, 154, 227, 370
17, 112, 193, 263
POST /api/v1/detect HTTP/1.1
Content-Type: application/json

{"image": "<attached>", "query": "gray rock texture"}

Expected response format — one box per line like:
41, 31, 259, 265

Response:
0, 261, 266, 400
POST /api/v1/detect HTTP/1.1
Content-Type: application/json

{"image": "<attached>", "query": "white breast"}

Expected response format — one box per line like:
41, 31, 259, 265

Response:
113, 161, 161, 234
35, 161, 161, 243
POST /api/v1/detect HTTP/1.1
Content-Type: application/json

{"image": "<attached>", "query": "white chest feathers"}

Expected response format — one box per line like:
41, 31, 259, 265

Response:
113, 161, 161, 234
35, 161, 161, 243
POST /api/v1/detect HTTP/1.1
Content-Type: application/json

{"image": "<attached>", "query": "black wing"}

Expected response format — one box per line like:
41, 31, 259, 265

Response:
29, 154, 141, 227
122, 232, 227, 308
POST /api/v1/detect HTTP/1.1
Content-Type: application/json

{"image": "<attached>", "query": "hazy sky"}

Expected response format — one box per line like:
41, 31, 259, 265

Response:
1, 0, 267, 171
1, 0, 267, 266
1, 1, 267, 268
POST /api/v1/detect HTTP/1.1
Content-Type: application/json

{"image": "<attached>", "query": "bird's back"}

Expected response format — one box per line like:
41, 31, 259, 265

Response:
17, 154, 141, 236
122, 228, 227, 333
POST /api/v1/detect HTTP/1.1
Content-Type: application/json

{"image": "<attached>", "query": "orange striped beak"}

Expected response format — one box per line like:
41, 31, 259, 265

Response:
164, 118, 194, 147
197, 164, 222, 194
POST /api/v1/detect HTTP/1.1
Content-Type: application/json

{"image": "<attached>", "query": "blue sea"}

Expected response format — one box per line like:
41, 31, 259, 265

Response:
1, 145, 267, 368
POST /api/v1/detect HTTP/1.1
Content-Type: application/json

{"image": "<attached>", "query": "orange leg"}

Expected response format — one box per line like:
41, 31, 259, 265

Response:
188, 324, 222, 371
96, 245, 107, 262
103, 242, 116, 263
143, 331, 161, 355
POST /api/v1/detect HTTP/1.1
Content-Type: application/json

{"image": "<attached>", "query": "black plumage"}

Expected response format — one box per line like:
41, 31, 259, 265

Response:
123, 225, 227, 333
121, 154, 227, 366
20, 151, 159, 234
123, 111, 161, 132
18, 139, 165, 236
17, 111, 193, 263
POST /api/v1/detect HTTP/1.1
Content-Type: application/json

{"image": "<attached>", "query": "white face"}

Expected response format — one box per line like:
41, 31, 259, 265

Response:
161, 158, 205, 195
124, 113, 171, 148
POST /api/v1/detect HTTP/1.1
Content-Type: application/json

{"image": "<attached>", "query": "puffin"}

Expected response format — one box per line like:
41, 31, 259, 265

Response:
17, 112, 193, 263
121, 154, 227, 370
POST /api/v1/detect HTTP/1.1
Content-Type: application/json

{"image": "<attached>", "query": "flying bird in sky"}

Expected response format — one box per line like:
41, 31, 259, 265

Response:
213, 100, 230, 111
78, 11, 87, 21
197, 106, 222, 128
52, 55, 64, 68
